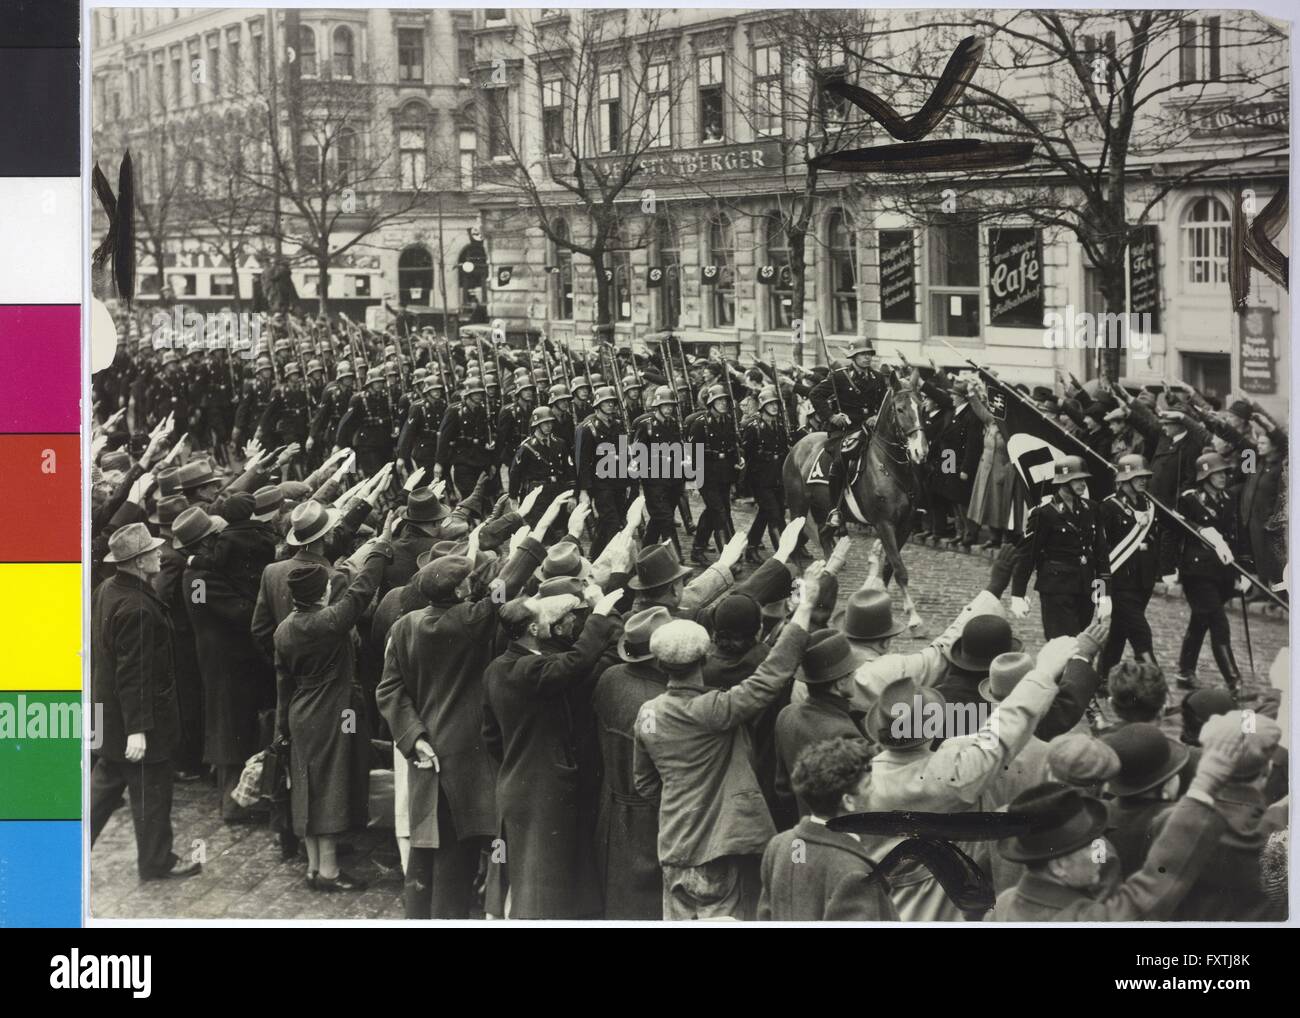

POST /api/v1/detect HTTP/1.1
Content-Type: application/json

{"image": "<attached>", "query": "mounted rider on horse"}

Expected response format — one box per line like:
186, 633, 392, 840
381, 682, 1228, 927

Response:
808, 340, 890, 527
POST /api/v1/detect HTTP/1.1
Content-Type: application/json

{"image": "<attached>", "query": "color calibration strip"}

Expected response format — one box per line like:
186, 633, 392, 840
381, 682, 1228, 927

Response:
0, 2, 82, 927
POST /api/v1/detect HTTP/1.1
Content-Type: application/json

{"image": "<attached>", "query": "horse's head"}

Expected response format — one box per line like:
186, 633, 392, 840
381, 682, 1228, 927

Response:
886, 368, 929, 465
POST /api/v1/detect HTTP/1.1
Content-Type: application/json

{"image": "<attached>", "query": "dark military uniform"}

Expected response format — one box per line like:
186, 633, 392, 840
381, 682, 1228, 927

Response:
183, 357, 211, 449
258, 383, 311, 446
234, 376, 273, 446
205, 356, 236, 454
575, 411, 628, 557
497, 400, 535, 472
436, 400, 496, 499
336, 388, 397, 474
742, 413, 789, 553
309, 381, 353, 451
1174, 485, 1239, 685
688, 409, 741, 556
149, 370, 191, 441
631, 411, 684, 550
1010, 492, 1111, 638
395, 393, 441, 472
1099, 492, 1159, 672
510, 432, 570, 516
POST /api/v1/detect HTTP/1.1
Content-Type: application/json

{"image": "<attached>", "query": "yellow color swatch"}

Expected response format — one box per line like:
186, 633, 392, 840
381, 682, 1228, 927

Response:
0, 564, 82, 690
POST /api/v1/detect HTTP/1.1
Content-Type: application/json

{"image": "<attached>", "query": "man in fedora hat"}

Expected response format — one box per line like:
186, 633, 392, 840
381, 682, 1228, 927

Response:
633, 564, 824, 920
927, 377, 983, 546
857, 634, 1080, 920
150, 494, 203, 780
1124, 393, 1211, 507
775, 631, 870, 818
482, 586, 624, 919
91, 523, 202, 881
992, 721, 1251, 921
1009, 454, 1112, 639
380, 479, 499, 594
1100, 723, 1194, 876
377, 516, 553, 917
759, 738, 899, 921
809, 342, 887, 528
1099, 453, 1160, 680
591, 605, 675, 919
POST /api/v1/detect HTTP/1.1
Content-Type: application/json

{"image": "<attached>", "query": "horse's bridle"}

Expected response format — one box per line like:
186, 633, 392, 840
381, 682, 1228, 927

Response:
875, 390, 925, 468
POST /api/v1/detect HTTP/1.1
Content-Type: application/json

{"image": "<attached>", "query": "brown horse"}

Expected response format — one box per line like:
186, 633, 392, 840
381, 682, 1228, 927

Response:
783, 369, 929, 628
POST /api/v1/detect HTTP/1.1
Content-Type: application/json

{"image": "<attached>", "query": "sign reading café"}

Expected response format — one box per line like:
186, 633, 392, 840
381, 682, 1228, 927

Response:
586, 139, 786, 183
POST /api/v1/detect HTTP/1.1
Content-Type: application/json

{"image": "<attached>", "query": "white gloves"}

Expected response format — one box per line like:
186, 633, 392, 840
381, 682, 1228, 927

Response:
1010, 595, 1030, 619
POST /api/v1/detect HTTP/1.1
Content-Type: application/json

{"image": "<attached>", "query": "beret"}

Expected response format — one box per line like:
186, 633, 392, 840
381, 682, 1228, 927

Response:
288, 563, 329, 605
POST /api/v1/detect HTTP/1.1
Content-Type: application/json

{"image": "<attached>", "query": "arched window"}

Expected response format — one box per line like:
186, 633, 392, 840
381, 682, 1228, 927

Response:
299, 26, 317, 77
299, 130, 321, 188
1181, 195, 1230, 286
399, 245, 434, 306
333, 26, 355, 79
765, 212, 793, 329
828, 208, 858, 333
709, 213, 735, 327
336, 126, 358, 185
656, 215, 681, 330
553, 219, 574, 320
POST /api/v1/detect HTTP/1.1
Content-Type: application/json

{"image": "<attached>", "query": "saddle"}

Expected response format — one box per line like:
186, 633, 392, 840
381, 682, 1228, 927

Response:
805, 425, 868, 489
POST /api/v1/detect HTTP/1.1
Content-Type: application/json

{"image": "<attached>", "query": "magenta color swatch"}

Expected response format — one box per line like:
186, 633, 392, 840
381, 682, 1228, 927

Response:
0, 306, 80, 432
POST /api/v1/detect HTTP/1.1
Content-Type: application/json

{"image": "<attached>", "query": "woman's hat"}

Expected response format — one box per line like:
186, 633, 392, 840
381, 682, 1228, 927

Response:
998, 783, 1109, 863
943, 614, 1022, 673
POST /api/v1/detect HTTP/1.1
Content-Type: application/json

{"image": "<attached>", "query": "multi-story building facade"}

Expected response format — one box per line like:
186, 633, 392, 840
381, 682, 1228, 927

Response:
91, 6, 483, 327
468, 7, 1289, 415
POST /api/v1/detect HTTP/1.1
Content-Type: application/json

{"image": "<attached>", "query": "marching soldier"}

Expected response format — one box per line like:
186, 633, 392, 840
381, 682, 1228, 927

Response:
308, 359, 355, 457
571, 374, 595, 423
435, 376, 496, 501
632, 385, 685, 554
741, 385, 790, 564
205, 348, 236, 465
497, 369, 537, 473
688, 384, 743, 564
548, 383, 576, 458
575, 385, 628, 557
233, 355, 275, 451
150, 351, 191, 442
395, 373, 443, 474
622, 372, 647, 422
336, 370, 397, 474
305, 358, 327, 407
809, 341, 888, 526
1169, 452, 1251, 700
1099, 454, 1160, 680
1010, 455, 1112, 638
509, 406, 570, 523
257, 360, 311, 466
183, 347, 211, 451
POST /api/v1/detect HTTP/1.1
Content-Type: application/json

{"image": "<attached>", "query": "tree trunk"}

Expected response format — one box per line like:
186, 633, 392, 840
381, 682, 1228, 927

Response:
1097, 258, 1128, 382
790, 227, 808, 348
317, 252, 330, 315
591, 249, 612, 343
228, 244, 243, 312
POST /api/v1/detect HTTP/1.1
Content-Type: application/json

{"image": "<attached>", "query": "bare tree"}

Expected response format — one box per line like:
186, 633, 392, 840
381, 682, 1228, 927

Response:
474, 8, 692, 341
848, 9, 1288, 378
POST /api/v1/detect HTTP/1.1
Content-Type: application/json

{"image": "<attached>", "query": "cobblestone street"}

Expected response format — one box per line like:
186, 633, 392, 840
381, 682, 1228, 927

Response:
90, 499, 1289, 921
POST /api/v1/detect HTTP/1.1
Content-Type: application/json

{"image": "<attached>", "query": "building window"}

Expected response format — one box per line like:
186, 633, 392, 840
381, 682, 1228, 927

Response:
1179, 16, 1221, 83
698, 54, 725, 143
1181, 196, 1230, 286
828, 209, 858, 333
112, 92, 121, 120
765, 213, 793, 329
398, 28, 424, 82
553, 219, 574, 320
208, 36, 221, 96
336, 126, 358, 185
212, 274, 236, 297
351, 275, 371, 298
186, 158, 204, 190
1083, 32, 1116, 92
709, 213, 736, 327
300, 134, 321, 188
599, 70, 621, 152
333, 27, 355, 79
459, 129, 477, 189
227, 30, 241, 93
170, 51, 182, 107
153, 59, 165, 113
399, 127, 426, 189
456, 25, 474, 82
542, 78, 565, 156
753, 45, 782, 136
485, 88, 510, 158
485, 10, 508, 25
189, 41, 201, 103
647, 62, 671, 149
252, 32, 264, 89
299, 26, 317, 77
656, 216, 681, 329
927, 222, 981, 339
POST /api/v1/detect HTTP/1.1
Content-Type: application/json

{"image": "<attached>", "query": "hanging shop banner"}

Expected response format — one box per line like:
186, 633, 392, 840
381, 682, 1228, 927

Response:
1128, 225, 1161, 333
1239, 306, 1277, 395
